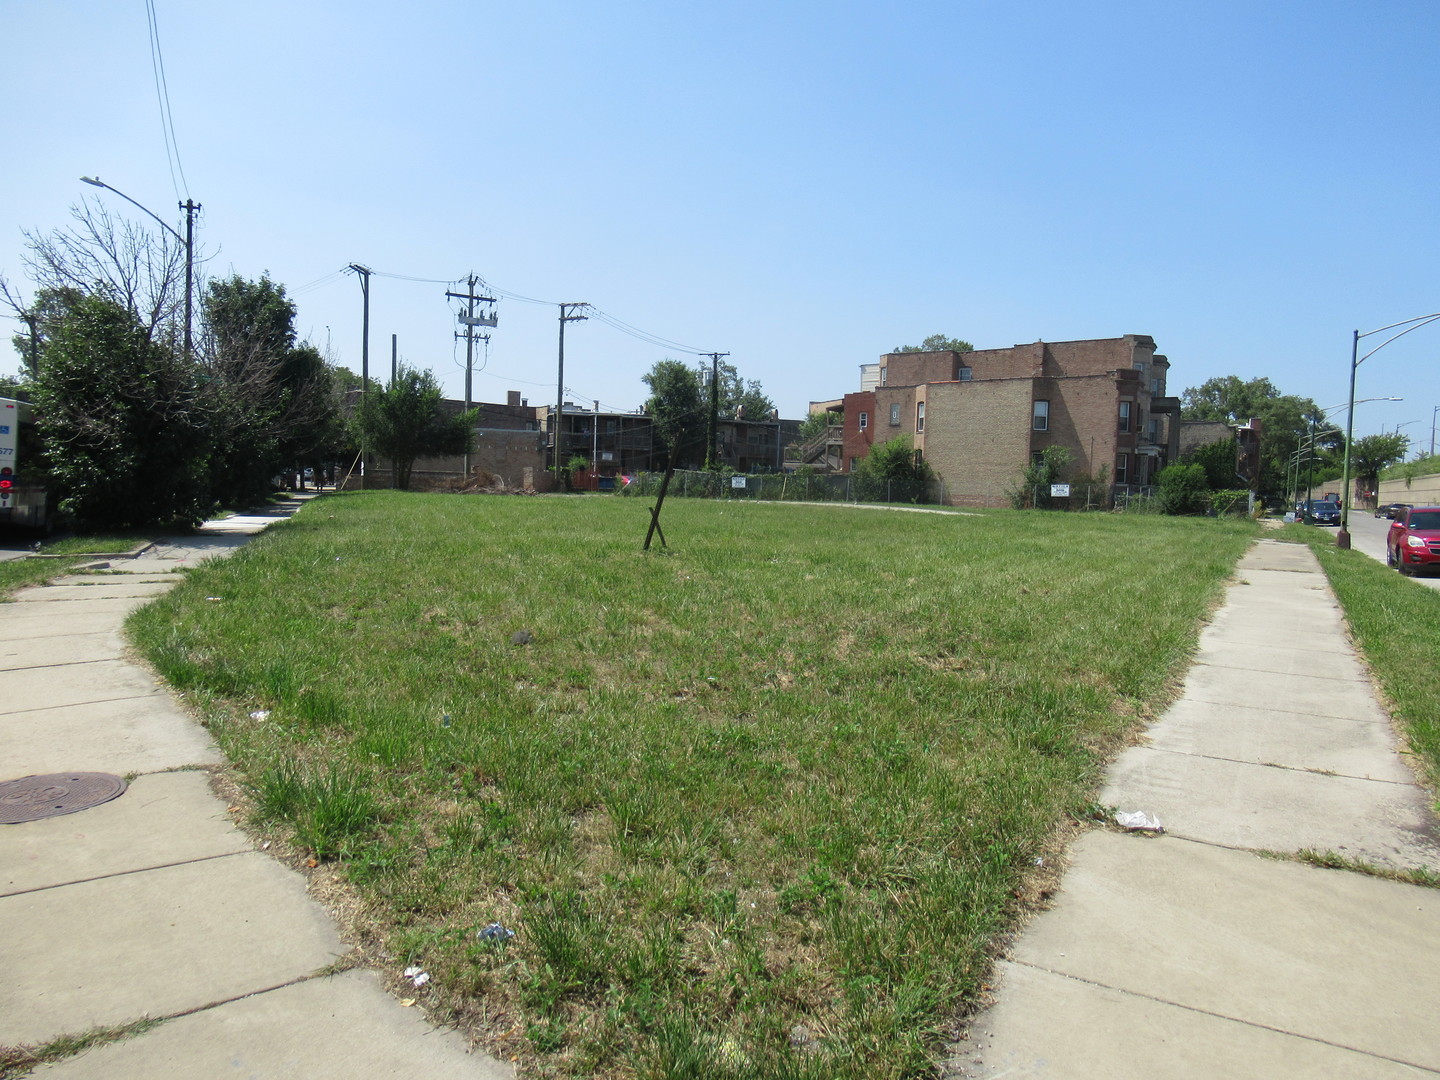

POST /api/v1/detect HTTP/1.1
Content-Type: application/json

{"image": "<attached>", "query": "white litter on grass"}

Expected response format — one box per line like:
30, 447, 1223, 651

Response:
1115, 810, 1164, 833
249, 710, 270, 721
403, 966, 430, 987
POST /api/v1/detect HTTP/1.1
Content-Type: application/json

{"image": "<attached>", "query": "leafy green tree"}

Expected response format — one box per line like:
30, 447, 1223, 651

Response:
853, 435, 934, 502
642, 359, 706, 469
1010, 445, 1072, 509
33, 293, 209, 527
1346, 432, 1409, 495
354, 366, 475, 490
1183, 437, 1237, 490
200, 274, 339, 503
705, 360, 774, 420
892, 334, 974, 354
1180, 375, 1321, 503
796, 410, 840, 440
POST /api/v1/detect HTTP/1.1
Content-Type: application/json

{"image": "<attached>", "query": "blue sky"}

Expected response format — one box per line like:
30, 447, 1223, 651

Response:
4, 1, 1439, 446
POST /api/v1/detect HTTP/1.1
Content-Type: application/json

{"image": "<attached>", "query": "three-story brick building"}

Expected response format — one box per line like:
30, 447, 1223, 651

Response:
841, 334, 1182, 507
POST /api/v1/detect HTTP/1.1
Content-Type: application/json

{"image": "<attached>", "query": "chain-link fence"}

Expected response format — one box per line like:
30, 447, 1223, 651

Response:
616, 470, 949, 506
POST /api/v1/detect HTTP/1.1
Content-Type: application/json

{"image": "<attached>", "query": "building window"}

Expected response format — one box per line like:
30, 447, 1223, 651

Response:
1150, 377, 1161, 396
890, 403, 900, 426
958, 366, 973, 381
1119, 401, 1132, 432
1116, 453, 1129, 484
880, 367, 887, 386
858, 411, 869, 431
1032, 400, 1049, 431
916, 401, 925, 433
1148, 418, 1160, 443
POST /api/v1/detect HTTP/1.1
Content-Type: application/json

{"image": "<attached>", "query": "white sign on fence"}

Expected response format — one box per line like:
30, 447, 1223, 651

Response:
731, 476, 747, 489
1050, 483, 1071, 498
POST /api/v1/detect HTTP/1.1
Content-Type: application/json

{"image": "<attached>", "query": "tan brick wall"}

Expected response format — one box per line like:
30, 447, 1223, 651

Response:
922, 381, 1034, 506
879, 351, 959, 387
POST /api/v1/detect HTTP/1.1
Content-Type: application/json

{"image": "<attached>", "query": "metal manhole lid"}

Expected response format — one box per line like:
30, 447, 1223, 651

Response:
0, 772, 128, 824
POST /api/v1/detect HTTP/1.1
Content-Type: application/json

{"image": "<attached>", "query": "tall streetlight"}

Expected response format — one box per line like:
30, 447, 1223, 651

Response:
1296, 396, 1400, 507
1340, 315, 1440, 547
1431, 404, 1439, 458
80, 176, 200, 360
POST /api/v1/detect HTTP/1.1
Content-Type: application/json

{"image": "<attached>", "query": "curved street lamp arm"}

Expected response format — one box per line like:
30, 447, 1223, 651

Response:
1356, 313, 1440, 366
78, 176, 184, 245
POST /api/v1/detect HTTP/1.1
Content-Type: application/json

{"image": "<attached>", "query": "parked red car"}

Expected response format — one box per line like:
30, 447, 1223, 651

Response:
1387, 506, 1440, 575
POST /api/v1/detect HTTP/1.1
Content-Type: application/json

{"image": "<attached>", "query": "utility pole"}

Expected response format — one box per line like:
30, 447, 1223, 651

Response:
347, 265, 372, 392
554, 303, 588, 478
445, 275, 497, 477
391, 334, 398, 384
346, 264, 372, 487
701, 352, 729, 471
180, 199, 200, 361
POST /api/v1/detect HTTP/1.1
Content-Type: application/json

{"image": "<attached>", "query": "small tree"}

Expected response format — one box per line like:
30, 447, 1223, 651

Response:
354, 366, 475, 490
1347, 433, 1409, 496
1009, 446, 1071, 509
642, 359, 705, 469
34, 293, 210, 527
1183, 437, 1238, 490
853, 435, 934, 502
1156, 463, 1209, 515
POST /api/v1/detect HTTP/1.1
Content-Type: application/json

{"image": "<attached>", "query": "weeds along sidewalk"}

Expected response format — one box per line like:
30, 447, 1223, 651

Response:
0, 495, 510, 1079
957, 537, 1440, 1079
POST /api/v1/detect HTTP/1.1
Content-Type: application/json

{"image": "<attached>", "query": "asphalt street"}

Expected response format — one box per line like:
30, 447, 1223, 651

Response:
1332, 508, 1440, 592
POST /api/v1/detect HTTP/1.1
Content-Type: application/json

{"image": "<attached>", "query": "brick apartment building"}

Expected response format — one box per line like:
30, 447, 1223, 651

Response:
841, 335, 1183, 507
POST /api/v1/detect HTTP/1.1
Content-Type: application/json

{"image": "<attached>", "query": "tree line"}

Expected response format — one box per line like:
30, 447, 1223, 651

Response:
2, 202, 471, 529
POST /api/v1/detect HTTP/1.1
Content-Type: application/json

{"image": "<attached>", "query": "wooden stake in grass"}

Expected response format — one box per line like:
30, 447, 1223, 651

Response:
643, 466, 675, 551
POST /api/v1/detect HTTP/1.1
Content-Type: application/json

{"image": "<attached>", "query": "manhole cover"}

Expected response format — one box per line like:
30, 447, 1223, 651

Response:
0, 772, 128, 824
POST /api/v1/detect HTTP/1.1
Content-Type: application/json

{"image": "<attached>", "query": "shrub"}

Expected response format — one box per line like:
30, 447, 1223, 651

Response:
1156, 463, 1209, 515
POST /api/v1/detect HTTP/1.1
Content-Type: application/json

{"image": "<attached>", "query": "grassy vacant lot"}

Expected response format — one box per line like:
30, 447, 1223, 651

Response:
1283, 523, 1440, 789
130, 494, 1254, 1078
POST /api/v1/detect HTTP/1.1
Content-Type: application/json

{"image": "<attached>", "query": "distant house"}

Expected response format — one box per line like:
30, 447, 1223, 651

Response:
840, 335, 1183, 507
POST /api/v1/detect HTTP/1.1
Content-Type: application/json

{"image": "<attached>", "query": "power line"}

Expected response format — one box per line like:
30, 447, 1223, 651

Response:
145, 0, 189, 202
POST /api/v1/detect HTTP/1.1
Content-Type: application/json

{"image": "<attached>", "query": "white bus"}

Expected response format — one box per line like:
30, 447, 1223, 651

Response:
0, 397, 50, 532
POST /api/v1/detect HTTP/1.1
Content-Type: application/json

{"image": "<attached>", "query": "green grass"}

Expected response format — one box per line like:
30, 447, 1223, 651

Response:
0, 531, 154, 599
0, 1018, 162, 1079
1281, 522, 1440, 789
128, 493, 1255, 1078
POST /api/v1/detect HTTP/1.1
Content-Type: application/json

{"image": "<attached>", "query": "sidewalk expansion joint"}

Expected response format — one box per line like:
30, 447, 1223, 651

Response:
1, 656, 139, 674
1139, 744, 1418, 786
1, 690, 171, 715
0, 848, 252, 898
1178, 694, 1389, 727
1190, 661, 1370, 687
1007, 959, 1440, 1074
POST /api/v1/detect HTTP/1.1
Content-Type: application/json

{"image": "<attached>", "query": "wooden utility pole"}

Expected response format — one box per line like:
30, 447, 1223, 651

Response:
445, 275, 497, 477
554, 303, 588, 478
701, 352, 729, 470
347, 264, 372, 391
347, 264, 372, 488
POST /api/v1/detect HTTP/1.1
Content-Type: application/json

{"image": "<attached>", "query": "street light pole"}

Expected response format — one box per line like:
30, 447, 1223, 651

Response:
80, 177, 199, 359
1340, 315, 1440, 548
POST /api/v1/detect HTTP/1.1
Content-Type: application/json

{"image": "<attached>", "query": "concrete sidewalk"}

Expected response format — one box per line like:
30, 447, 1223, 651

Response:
956, 538, 1440, 1078
1, 497, 511, 1078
